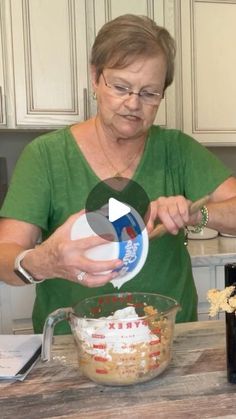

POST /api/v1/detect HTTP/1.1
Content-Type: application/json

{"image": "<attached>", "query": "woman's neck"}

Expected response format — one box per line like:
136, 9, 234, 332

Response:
94, 116, 147, 151
94, 117, 147, 180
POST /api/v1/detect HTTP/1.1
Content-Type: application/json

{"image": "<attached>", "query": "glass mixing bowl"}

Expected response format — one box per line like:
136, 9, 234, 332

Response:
42, 292, 180, 386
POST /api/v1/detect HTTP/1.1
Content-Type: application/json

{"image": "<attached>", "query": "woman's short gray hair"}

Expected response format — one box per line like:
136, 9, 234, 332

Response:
91, 14, 176, 91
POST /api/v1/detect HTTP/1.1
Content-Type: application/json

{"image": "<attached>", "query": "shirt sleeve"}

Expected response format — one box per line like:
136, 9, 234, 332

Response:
177, 131, 232, 200
0, 139, 51, 230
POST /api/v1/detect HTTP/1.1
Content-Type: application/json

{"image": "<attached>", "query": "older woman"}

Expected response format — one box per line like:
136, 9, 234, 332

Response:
0, 14, 236, 334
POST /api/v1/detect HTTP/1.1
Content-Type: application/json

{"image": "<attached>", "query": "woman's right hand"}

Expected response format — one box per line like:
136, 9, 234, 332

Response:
23, 212, 123, 288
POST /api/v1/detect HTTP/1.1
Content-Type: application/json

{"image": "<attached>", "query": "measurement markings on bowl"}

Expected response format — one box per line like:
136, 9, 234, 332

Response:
149, 339, 160, 345
96, 368, 108, 374
92, 333, 105, 339
93, 356, 108, 362
149, 363, 160, 370
151, 327, 161, 335
149, 351, 160, 357
93, 343, 106, 349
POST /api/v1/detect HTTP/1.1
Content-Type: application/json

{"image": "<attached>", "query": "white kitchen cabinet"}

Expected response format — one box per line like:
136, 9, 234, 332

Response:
193, 266, 214, 321
0, 282, 35, 334
0, 5, 6, 126
1, 0, 89, 128
181, 0, 236, 145
0, 0, 180, 129
1, 0, 236, 138
193, 265, 225, 321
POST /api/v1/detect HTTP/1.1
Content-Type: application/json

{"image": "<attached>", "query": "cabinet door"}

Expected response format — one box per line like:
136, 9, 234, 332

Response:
216, 265, 226, 320
0, 4, 6, 126
9, 0, 88, 128
9, 285, 36, 334
192, 266, 216, 320
0, 282, 35, 334
181, 0, 236, 145
89, 0, 178, 129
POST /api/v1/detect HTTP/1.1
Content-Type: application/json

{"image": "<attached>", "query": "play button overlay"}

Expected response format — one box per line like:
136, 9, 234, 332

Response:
108, 198, 130, 222
85, 177, 150, 241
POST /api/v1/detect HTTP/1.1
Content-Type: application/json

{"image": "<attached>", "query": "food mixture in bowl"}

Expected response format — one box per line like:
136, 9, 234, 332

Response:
71, 304, 174, 385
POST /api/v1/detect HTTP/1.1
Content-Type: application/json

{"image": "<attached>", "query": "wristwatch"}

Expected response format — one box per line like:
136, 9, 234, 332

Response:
14, 249, 44, 284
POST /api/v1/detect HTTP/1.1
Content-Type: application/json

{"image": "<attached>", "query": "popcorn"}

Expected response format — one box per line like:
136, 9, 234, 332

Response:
207, 286, 236, 316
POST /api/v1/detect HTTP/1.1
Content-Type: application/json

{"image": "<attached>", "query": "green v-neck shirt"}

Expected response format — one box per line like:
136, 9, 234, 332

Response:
0, 125, 231, 333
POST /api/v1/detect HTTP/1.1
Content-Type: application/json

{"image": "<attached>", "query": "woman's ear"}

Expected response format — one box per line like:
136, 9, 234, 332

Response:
90, 65, 98, 91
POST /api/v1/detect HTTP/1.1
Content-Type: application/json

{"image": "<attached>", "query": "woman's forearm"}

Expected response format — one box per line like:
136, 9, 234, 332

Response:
207, 198, 236, 235
0, 243, 30, 285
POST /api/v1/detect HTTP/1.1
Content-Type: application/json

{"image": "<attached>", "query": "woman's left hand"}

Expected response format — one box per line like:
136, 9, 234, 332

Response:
145, 195, 201, 236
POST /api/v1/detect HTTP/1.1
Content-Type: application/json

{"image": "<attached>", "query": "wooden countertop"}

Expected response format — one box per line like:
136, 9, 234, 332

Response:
0, 320, 235, 418
188, 235, 236, 266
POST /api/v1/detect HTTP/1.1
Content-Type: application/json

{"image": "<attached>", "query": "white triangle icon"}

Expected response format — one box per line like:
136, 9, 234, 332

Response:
108, 198, 131, 222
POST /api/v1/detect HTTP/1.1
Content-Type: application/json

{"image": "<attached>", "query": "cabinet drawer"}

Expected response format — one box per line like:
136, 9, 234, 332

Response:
9, 285, 35, 320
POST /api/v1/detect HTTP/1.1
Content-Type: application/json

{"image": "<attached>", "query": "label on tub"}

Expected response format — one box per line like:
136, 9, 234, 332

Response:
70, 206, 149, 289
112, 212, 143, 276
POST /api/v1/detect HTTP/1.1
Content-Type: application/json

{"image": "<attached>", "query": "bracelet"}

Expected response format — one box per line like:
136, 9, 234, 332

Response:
188, 205, 209, 234
14, 249, 45, 284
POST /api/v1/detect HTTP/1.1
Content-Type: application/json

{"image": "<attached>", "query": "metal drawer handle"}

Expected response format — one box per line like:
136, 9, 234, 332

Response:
83, 87, 88, 121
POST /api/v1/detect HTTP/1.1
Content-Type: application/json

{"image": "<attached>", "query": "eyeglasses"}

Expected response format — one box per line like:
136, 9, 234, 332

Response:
101, 72, 163, 106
